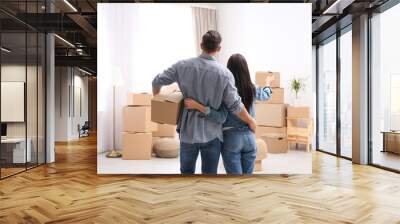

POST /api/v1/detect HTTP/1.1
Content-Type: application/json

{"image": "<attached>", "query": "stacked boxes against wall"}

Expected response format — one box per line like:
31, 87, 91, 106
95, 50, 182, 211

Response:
122, 93, 156, 160
151, 83, 182, 158
254, 71, 288, 154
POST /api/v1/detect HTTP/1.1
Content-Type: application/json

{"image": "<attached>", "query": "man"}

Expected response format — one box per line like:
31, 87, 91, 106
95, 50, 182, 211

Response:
152, 30, 256, 174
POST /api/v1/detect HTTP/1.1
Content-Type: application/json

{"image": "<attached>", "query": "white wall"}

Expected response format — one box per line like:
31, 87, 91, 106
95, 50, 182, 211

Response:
1, 64, 46, 163
55, 67, 89, 141
97, 3, 313, 153
216, 4, 312, 108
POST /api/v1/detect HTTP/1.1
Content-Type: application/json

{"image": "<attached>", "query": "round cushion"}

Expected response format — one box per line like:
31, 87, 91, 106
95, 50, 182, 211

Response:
256, 139, 267, 160
151, 137, 161, 155
152, 138, 179, 158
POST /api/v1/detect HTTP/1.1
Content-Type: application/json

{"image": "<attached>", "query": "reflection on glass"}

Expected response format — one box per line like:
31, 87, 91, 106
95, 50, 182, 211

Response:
1, 32, 27, 177
38, 33, 46, 165
318, 38, 337, 154
340, 30, 352, 158
27, 31, 38, 169
0, 1, 47, 179
371, 3, 400, 171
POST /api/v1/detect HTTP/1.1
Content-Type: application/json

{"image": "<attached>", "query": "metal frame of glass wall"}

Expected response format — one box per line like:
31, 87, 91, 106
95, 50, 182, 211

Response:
0, 0, 47, 180
315, 24, 353, 160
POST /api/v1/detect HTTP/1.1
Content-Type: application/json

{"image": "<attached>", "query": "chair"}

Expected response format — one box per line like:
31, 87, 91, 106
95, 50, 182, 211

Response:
286, 117, 313, 151
79, 121, 90, 138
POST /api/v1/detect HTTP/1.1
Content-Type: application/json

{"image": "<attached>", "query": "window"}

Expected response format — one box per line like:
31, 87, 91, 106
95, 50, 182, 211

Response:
316, 26, 353, 159
390, 74, 400, 130
339, 29, 352, 158
370, 2, 400, 171
317, 37, 337, 154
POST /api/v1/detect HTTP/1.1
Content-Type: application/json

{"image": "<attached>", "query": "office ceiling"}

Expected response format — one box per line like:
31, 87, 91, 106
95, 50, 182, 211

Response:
0, 0, 394, 75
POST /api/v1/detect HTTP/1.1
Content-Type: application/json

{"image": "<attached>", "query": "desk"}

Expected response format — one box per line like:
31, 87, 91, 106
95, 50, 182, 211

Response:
382, 131, 400, 154
1, 138, 31, 163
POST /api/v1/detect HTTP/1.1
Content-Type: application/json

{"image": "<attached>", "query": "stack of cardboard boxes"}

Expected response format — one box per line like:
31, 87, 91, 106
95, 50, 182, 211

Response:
254, 71, 288, 154
121, 83, 182, 160
122, 93, 156, 160
151, 84, 182, 157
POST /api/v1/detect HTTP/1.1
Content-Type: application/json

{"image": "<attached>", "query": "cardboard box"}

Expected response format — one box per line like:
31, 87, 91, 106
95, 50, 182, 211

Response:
153, 124, 176, 137
151, 92, 183, 125
255, 71, 280, 88
123, 106, 157, 132
256, 138, 267, 160
122, 132, 152, 160
127, 93, 152, 106
255, 104, 287, 127
261, 133, 288, 154
385, 133, 400, 154
287, 106, 310, 118
162, 83, 180, 95
256, 88, 284, 104
255, 126, 287, 138
254, 160, 262, 172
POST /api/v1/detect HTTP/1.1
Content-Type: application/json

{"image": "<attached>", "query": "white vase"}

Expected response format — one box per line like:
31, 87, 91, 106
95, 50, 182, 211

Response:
293, 97, 300, 107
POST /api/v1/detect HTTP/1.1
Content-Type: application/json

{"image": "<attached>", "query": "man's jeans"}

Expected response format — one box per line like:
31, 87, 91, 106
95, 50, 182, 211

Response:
180, 138, 222, 174
221, 128, 257, 174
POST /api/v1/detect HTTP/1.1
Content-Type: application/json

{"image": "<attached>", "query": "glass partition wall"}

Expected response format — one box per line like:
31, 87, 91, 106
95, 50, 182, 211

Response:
370, 3, 400, 172
339, 29, 352, 159
317, 36, 337, 155
316, 27, 353, 159
0, 3, 46, 179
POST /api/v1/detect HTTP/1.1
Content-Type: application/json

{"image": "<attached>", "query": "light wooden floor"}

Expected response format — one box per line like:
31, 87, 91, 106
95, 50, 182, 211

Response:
1, 135, 400, 224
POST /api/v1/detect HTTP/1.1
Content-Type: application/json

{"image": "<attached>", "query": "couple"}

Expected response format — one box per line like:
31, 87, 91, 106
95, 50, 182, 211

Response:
152, 30, 273, 174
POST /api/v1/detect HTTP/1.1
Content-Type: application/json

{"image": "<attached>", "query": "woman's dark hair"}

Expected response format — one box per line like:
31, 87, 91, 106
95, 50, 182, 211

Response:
227, 54, 255, 111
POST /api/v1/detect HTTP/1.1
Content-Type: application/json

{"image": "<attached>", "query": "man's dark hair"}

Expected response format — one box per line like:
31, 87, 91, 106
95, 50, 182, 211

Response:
201, 30, 222, 53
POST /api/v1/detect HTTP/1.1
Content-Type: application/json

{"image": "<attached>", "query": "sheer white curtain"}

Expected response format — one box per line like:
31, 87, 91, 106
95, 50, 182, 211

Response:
192, 7, 218, 55
98, 4, 196, 153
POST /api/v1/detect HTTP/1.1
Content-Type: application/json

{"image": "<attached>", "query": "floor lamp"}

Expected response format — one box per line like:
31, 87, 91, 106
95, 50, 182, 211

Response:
106, 85, 122, 158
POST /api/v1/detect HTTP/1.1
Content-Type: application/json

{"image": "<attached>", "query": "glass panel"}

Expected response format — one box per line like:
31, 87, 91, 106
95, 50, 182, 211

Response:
1, 30, 27, 177
340, 30, 352, 158
318, 37, 337, 154
27, 31, 38, 169
26, 0, 39, 169
371, 4, 400, 171
38, 33, 45, 165
0, 1, 46, 178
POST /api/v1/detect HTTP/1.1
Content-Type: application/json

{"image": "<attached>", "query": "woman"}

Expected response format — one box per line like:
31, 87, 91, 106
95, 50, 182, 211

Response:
184, 54, 274, 174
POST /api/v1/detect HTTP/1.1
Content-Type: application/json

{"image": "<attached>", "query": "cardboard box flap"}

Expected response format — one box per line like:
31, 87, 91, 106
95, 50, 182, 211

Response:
165, 91, 183, 103
262, 133, 286, 139
127, 92, 152, 106
152, 94, 165, 102
162, 83, 180, 94
153, 91, 183, 103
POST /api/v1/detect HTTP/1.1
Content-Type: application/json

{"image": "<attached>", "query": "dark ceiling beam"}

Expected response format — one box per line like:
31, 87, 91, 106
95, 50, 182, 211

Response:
67, 13, 97, 38
312, 14, 352, 44
323, 0, 356, 14
86, 0, 97, 12
0, 8, 37, 31
55, 55, 96, 69
13, 13, 83, 32
312, 15, 335, 33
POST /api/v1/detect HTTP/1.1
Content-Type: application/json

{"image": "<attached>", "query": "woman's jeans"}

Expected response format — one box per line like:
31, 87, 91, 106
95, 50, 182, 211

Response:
221, 128, 257, 174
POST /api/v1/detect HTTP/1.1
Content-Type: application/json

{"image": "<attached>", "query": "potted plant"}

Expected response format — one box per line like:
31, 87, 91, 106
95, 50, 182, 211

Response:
290, 77, 307, 106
